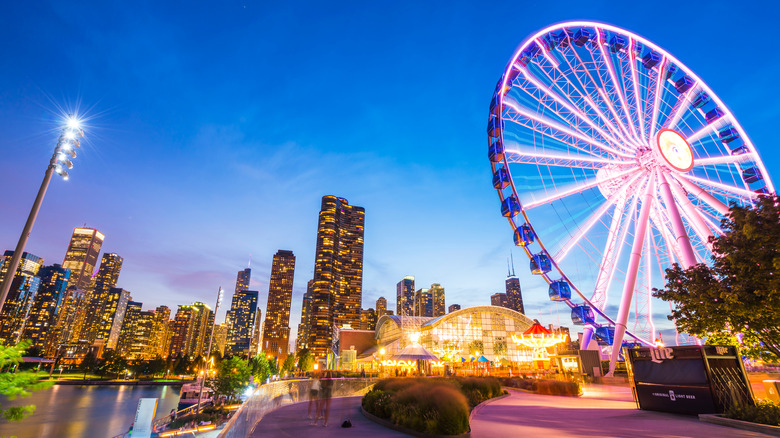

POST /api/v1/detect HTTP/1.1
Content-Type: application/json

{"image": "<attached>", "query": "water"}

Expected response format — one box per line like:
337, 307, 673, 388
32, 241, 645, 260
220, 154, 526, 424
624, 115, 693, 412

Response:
0, 384, 182, 438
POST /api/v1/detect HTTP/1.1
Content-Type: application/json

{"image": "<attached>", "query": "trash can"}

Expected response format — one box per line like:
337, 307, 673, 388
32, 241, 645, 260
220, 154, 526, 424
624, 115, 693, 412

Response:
764, 380, 780, 403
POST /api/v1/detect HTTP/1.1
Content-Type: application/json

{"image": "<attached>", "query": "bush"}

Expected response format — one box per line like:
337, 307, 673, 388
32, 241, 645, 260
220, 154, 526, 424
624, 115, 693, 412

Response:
535, 379, 581, 396
456, 377, 502, 408
725, 400, 780, 426
362, 389, 392, 419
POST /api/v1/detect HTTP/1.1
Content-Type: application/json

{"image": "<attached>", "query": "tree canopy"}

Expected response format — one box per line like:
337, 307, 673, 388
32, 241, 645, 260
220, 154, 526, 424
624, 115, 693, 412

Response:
653, 194, 780, 361
0, 340, 52, 421
208, 356, 251, 402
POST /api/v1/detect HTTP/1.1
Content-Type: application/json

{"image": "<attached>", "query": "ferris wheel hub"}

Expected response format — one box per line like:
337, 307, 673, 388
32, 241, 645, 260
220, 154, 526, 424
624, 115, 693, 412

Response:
655, 129, 694, 172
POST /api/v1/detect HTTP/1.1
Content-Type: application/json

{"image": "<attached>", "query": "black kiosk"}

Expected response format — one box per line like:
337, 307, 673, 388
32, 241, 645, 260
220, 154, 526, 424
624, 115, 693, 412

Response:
625, 345, 754, 415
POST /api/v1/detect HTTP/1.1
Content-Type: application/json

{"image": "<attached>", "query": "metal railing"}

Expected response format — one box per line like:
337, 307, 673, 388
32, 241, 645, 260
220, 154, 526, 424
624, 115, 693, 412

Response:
218, 378, 377, 438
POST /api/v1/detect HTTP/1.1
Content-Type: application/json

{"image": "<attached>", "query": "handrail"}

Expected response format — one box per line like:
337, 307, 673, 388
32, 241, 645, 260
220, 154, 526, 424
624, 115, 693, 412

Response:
218, 377, 377, 438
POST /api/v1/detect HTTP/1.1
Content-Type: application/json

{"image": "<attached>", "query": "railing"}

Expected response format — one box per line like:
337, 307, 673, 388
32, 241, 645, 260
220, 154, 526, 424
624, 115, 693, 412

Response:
218, 378, 377, 438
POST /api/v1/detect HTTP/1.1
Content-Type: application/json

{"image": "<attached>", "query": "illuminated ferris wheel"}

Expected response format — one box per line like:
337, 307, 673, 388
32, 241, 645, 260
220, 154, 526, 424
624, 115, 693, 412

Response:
487, 21, 774, 374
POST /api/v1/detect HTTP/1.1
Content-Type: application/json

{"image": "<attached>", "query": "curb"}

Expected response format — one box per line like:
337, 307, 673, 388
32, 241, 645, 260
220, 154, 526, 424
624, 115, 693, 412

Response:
699, 414, 780, 437
469, 392, 511, 422
361, 405, 470, 438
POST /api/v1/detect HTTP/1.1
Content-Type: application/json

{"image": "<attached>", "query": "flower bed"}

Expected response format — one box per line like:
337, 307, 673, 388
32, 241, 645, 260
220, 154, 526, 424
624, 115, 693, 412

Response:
361, 377, 504, 435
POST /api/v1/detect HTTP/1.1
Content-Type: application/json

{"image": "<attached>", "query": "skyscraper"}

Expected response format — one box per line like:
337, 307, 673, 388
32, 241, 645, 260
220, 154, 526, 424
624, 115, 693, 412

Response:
448, 304, 461, 313
235, 268, 251, 293
62, 228, 104, 291
152, 305, 171, 358
414, 288, 432, 317
23, 264, 71, 350
309, 196, 365, 358
506, 256, 525, 314
491, 292, 509, 308
376, 296, 387, 318
396, 276, 415, 316
431, 283, 445, 317
169, 302, 214, 358
360, 308, 377, 330
295, 280, 313, 353
79, 253, 124, 344
225, 290, 258, 356
263, 250, 295, 359
117, 301, 143, 357
0, 251, 43, 344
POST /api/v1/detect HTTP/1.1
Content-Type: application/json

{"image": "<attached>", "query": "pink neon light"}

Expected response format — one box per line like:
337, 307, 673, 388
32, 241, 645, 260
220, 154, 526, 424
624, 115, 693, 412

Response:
523, 167, 641, 210
594, 27, 641, 143
627, 37, 646, 141
504, 149, 632, 167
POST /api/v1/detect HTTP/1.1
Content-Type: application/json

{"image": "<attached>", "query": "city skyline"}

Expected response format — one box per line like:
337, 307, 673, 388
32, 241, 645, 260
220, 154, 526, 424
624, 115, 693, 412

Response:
1, 3, 780, 344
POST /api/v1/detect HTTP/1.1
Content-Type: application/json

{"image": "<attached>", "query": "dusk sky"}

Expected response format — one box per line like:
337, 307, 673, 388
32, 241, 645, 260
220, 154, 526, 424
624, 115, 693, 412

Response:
1, 1, 779, 343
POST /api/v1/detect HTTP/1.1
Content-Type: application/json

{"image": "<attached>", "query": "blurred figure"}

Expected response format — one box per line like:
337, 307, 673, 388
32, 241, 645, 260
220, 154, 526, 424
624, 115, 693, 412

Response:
319, 370, 334, 427
308, 374, 321, 423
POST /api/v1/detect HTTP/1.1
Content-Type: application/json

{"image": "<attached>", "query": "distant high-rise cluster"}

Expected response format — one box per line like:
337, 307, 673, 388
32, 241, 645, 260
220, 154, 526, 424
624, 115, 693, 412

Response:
412, 283, 445, 317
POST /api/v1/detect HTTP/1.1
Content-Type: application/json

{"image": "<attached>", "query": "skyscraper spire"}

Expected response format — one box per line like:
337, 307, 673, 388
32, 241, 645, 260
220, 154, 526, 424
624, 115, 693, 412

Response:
507, 257, 511, 277
510, 251, 516, 276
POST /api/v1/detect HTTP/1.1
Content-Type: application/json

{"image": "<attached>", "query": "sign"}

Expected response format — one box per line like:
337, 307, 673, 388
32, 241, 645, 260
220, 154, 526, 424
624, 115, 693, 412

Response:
132, 398, 158, 438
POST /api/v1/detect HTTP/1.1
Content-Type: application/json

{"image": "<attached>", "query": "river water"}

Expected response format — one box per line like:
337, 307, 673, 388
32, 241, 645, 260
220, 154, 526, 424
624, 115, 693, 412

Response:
0, 383, 182, 438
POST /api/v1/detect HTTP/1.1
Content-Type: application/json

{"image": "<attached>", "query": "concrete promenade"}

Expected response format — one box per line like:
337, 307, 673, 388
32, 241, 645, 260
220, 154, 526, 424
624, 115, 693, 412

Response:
248, 384, 773, 437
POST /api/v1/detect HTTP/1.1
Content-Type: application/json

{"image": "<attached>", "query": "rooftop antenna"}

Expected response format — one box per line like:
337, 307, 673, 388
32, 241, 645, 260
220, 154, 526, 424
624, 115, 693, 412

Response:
509, 251, 516, 276
507, 257, 511, 277
248, 254, 252, 268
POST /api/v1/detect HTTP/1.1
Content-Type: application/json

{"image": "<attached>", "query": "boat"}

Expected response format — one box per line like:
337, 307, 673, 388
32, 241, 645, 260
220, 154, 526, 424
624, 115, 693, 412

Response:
177, 382, 213, 410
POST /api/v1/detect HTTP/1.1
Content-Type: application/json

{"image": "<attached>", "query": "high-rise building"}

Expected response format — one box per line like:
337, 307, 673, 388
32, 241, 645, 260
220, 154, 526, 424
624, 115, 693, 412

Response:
62, 228, 104, 291
376, 296, 388, 317
0, 251, 43, 344
235, 268, 251, 293
225, 290, 258, 356
168, 302, 214, 357
431, 284, 445, 317
23, 264, 71, 350
414, 288, 433, 317
117, 301, 143, 357
47, 285, 87, 355
506, 276, 524, 314
448, 304, 461, 313
309, 196, 365, 358
263, 250, 295, 359
295, 280, 314, 352
250, 309, 262, 357
152, 305, 171, 358
213, 323, 228, 357
360, 308, 377, 331
396, 276, 415, 316
491, 292, 509, 308
79, 253, 124, 344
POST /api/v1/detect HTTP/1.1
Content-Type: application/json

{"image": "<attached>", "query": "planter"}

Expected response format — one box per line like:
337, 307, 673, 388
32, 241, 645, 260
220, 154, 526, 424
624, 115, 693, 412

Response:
361, 405, 470, 438
699, 414, 780, 437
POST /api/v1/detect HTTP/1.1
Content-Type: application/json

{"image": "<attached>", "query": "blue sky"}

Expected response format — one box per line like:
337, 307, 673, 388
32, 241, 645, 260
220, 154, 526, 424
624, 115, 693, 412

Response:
1, 1, 779, 343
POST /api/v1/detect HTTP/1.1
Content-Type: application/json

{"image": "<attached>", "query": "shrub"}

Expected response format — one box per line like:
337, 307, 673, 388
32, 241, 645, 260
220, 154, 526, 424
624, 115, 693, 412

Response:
362, 389, 392, 419
501, 377, 537, 391
535, 379, 581, 396
391, 382, 469, 435
725, 400, 780, 426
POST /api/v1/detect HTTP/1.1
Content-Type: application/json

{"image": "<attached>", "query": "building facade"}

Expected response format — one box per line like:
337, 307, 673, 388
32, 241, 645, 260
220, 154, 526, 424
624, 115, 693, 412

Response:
61, 228, 104, 291
0, 251, 43, 344
414, 288, 432, 317
308, 196, 365, 358
263, 250, 295, 359
23, 264, 71, 350
225, 290, 258, 356
396, 276, 414, 316
295, 280, 314, 352
448, 304, 461, 313
79, 253, 124, 344
169, 302, 214, 358
491, 292, 509, 308
431, 284, 445, 317
505, 276, 524, 315
376, 297, 387, 317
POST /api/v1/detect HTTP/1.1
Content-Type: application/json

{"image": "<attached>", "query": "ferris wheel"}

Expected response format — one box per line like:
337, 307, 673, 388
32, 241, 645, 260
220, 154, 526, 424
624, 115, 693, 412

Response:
487, 21, 774, 374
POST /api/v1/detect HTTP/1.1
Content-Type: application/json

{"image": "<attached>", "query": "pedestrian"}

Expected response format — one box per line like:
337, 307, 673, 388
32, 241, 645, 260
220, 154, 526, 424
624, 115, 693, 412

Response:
319, 370, 334, 427
360, 368, 365, 378
309, 374, 321, 423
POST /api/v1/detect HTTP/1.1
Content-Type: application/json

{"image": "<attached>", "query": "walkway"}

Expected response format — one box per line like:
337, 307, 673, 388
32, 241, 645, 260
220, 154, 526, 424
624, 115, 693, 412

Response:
249, 385, 773, 438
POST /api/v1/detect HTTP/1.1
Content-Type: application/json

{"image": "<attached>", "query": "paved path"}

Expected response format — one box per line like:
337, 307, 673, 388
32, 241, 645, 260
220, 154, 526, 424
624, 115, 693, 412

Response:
249, 385, 772, 438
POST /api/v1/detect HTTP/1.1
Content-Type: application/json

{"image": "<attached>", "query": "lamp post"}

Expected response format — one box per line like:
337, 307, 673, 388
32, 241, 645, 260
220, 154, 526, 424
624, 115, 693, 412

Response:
197, 286, 223, 414
0, 116, 83, 314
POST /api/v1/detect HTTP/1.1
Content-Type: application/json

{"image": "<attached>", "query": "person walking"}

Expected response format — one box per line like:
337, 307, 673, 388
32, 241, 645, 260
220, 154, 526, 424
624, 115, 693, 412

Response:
319, 370, 334, 427
308, 374, 321, 423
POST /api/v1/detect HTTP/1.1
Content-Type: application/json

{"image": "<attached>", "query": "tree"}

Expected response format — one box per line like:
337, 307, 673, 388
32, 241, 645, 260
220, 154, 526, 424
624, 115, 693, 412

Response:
80, 350, 98, 379
296, 349, 313, 372
207, 356, 251, 403
281, 355, 296, 375
653, 194, 780, 361
249, 354, 271, 383
0, 340, 52, 421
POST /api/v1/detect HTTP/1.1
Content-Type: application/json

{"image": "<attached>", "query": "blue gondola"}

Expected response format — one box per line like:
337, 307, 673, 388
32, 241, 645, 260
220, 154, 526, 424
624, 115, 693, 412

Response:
489, 95, 499, 117
666, 64, 684, 83
530, 252, 552, 275
492, 167, 510, 189
573, 28, 590, 46
608, 34, 625, 52
513, 223, 535, 246
641, 50, 661, 69
692, 92, 717, 113
487, 118, 503, 138
571, 305, 595, 325
743, 167, 763, 184
595, 326, 615, 344
705, 108, 724, 123
674, 76, 694, 93
718, 126, 739, 144
730, 145, 749, 156
501, 196, 521, 218
558, 29, 572, 48
548, 280, 571, 301
488, 139, 504, 162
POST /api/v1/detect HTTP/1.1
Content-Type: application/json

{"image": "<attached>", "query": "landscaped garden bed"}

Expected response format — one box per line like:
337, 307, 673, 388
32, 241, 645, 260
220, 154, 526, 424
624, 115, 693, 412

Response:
501, 377, 581, 396
361, 377, 505, 436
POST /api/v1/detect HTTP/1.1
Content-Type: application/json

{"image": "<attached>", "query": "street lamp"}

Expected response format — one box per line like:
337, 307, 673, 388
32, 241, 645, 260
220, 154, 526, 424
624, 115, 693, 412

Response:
0, 115, 83, 314
197, 286, 223, 414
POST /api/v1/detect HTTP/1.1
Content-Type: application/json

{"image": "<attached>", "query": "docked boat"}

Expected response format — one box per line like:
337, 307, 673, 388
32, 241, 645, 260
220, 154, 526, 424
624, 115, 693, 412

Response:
178, 382, 213, 410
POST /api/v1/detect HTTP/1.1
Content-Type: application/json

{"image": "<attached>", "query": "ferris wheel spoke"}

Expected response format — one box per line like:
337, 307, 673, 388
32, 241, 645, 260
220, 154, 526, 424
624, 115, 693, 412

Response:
591, 192, 635, 312
649, 205, 682, 266
667, 179, 715, 251
553, 172, 644, 263
648, 58, 668, 139
675, 172, 758, 201
657, 171, 697, 268
522, 167, 641, 210
685, 122, 719, 145
517, 66, 629, 149
504, 149, 633, 169
662, 84, 699, 132
502, 99, 634, 159
564, 44, 641, 148
592, 28, 642, 143
693, 153, 757, 167
669, 174, 732, 216
627, 38, 646, 141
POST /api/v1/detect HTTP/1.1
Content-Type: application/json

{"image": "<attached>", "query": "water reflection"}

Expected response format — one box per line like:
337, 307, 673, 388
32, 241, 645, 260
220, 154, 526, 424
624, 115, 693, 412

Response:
0, 384, 182, 438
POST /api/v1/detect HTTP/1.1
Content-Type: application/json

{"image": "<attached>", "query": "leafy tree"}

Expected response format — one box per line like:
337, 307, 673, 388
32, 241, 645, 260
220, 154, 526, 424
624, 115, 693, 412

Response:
207, 356, 251, 403
173, 354, 192, 376
653, 194, 780, 361
249, 354, 271, 383
281, 355, 296, 374
80, 350, 98, 379
0, 341, 52, 421
296, 349, 313, 372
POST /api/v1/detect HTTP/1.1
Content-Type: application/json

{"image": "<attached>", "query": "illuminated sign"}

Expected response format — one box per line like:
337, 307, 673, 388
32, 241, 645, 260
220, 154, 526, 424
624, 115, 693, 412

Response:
380, 360, 445, 368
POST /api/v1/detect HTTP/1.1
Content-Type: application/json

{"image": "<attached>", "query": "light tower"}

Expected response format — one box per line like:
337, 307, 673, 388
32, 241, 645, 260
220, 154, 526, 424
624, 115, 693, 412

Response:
0, 116, 84, 314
